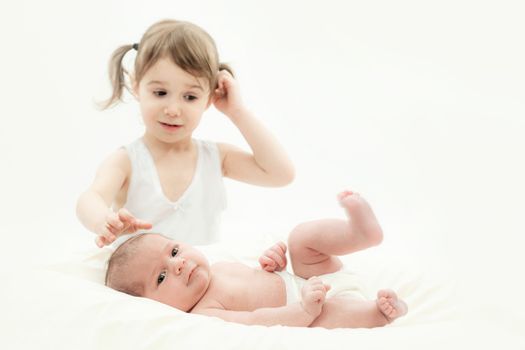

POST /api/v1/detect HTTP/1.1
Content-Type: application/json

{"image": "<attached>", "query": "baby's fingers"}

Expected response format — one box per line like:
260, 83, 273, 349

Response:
312, 290, 327, 304
312, 282, 331, 293
258, 256, 276, 271
265, 249, 286, 270
274, 241, 287, 255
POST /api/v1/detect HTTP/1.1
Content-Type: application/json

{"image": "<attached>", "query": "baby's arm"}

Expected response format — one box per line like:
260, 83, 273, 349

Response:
76, 148, 151, 247
197, 303, 314, 327
194, 277, 329, 327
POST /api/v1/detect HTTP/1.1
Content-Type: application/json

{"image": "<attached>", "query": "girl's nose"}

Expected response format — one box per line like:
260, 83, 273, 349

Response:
164, 101, 181, 117
169, 257, 186, 275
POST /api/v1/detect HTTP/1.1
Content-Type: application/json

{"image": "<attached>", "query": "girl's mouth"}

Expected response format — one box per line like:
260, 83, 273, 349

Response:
160, 121, 183, 131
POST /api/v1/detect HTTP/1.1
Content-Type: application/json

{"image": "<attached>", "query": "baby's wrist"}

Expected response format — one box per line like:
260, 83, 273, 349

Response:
300, 301, 321, 319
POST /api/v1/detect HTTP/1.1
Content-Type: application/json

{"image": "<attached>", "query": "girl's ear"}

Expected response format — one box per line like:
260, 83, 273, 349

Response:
131, 75, 139, 99
205, 95, 213, 109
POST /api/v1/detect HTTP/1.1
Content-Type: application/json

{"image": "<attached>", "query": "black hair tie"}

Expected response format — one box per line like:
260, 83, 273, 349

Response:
132, 43, 139, 51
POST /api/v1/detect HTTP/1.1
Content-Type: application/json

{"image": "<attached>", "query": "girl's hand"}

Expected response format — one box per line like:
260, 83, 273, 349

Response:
95, 208, 152, 248
258, 241, 287, 272
213, 70, 245, 119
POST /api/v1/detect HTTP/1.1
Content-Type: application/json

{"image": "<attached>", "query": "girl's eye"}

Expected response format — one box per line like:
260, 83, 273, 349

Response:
184, 95, 197, 101
171, 247, 179, 257
157, 271, 166, 285
154, 91, 167, 97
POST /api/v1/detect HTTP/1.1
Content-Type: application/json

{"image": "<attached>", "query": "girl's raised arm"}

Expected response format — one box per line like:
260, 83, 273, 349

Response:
214, 71, 295, 187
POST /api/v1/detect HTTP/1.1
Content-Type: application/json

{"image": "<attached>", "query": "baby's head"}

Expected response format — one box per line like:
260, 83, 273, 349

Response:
105, 233, 211, 312
103, 19, 233, 108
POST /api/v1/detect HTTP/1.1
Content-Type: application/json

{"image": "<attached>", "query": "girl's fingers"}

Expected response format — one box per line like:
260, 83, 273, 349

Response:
126, 218, 152, 233
107, 216, 123, 230
117, 209, 152, 233
135, 219, 153, 229
102, 225, 116, 240
95, 236, 104, 248
96, 232, 114, 248
118, 208, 134, 223
104, 222, 120, 237
219, 69, 233, 77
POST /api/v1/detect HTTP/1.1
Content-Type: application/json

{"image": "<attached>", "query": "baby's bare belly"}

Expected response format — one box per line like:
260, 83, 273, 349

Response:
204, 262, 287, 311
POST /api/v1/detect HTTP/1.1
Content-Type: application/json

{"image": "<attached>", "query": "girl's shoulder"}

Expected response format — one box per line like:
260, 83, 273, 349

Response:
97, 147, 131, 176
214, 142, 240, 161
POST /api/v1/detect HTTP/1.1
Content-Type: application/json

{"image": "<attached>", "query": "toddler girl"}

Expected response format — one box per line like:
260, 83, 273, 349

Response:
76, 19, 294, 247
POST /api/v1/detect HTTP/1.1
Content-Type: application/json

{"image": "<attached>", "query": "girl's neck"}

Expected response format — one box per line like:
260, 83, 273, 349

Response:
142, 134, 194, 155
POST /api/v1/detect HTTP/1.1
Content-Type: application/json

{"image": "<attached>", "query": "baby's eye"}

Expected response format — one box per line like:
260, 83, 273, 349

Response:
157, 271, 166, 285
171, 247, 179, 257
184, 95, 197, 101
153, 90, 167, 97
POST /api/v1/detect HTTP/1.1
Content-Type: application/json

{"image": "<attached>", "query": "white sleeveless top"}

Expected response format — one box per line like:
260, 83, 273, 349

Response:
114, 138, 227, 246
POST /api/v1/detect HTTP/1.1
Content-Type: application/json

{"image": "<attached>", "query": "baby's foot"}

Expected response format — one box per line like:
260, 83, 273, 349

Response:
337, 191, 383, 246
376, 289, 408, 323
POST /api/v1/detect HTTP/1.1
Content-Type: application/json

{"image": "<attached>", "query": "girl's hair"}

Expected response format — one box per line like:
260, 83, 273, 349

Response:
102, 19, 233, 109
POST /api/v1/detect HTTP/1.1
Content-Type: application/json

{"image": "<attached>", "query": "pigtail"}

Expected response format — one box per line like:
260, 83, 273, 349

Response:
219, 62, 234, 78
99, 44, 135, 110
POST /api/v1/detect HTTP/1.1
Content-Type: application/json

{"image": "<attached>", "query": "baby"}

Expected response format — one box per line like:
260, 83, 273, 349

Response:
105, 191, 408, 328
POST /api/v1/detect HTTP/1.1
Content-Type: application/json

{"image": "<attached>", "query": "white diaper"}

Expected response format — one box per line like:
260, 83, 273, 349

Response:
275, 269, 369, 305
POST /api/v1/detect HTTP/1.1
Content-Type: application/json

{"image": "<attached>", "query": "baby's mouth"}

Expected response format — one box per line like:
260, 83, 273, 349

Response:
187, 265, 197, 285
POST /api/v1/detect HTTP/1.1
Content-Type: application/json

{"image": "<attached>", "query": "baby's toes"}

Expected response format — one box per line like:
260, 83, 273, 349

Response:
337, 190, 351, 199
378, 297, 388, 306
389, 308, 398, 318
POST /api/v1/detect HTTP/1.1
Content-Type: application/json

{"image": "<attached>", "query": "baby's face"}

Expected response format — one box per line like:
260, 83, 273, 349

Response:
130, 234, 211, 311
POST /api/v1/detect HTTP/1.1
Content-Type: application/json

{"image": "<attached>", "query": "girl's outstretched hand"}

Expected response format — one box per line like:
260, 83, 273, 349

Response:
95, 208, 153, 248
213, 70, 245, 119
258, 241, 288, 272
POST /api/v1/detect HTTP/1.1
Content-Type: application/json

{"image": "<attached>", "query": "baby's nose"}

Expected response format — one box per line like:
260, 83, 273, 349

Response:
170, 257, 186, 275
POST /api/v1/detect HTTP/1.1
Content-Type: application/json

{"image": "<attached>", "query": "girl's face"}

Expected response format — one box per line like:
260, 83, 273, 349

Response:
134, 57, 212, 145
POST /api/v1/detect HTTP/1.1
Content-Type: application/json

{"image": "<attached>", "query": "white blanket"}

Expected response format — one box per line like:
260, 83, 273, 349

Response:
2, 241, 524, 350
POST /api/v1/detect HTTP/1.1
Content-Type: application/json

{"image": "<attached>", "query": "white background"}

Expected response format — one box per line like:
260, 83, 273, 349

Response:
1, 0, 524, 323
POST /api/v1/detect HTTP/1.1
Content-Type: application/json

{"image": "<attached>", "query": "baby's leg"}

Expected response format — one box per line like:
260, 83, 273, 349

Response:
310, 290, 408, 329
289, 191, 383, 279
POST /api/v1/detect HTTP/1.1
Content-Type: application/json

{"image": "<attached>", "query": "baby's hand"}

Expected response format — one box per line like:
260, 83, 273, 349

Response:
258, 241, 287, 272
300, 276, 330, 318
95, 208, 152, 248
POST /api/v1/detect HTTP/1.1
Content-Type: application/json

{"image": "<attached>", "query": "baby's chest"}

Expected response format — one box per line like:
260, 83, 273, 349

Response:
210, 265, 286, 311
